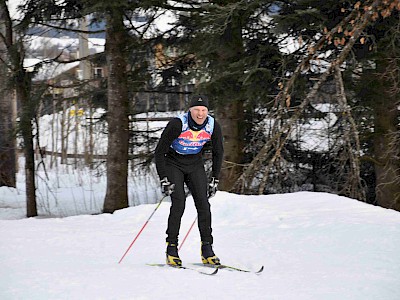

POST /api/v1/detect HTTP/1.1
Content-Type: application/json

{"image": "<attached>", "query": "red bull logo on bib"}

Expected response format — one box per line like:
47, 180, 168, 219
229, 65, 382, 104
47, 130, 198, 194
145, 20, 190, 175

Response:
177, 130, 212, 147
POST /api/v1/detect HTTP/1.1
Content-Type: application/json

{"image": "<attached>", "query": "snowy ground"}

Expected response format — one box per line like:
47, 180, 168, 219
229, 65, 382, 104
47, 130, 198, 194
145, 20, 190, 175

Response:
1, 189, 399, 299
1, 108, 399, 299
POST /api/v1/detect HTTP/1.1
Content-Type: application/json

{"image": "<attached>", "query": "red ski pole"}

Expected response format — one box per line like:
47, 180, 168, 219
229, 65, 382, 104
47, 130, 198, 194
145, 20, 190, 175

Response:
179, 193, 215, 250
178, 216, 197, 251
118, 195, 167, 264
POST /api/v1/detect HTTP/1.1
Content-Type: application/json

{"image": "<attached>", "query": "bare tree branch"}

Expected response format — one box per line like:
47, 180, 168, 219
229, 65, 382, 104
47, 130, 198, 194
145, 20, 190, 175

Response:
233, 0, 387, 194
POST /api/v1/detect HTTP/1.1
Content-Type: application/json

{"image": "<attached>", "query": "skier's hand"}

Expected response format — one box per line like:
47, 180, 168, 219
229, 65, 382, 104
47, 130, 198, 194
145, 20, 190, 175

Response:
208, 177, 219, 198
161, 177, 175, 196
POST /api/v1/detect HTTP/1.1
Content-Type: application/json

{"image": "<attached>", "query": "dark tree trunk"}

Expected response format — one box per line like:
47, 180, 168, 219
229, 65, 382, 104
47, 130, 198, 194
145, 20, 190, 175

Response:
0, 0, 16, 187
103, 8, 129, 213
0, 75, 16, 188
16, 72, 37, 217
213, 2, 245, 191
217, 101, 244, 191
372, 60, 400, 210
0, 1, 37, 216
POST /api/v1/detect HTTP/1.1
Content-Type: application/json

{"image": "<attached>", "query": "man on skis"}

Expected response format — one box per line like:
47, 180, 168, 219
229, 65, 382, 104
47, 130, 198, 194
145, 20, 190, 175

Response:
155, 94, 224, 266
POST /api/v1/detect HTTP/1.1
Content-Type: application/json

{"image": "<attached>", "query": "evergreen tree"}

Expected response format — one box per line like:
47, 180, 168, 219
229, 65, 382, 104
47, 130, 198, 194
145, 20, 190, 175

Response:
351, 10, 400, 210
165, 0, 283, 190
0, 1, 16, 188
18, 0, 164, 213
0, 0, 39, 216
103, 4, 130, 213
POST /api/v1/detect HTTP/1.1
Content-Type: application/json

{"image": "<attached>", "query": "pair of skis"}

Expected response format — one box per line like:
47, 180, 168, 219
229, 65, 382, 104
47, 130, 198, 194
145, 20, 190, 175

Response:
147, 263, 264, 275
118, 195, 263, 276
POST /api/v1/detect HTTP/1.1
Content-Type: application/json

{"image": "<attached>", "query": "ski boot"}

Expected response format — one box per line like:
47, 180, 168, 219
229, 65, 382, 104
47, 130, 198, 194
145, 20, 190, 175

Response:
201, 241, 220, 265
166, 242, 182, 266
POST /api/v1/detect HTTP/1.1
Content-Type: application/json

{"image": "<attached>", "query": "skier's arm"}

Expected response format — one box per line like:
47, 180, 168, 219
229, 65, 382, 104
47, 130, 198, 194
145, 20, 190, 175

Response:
211, 121, 224, 179
155, 118, 182, 179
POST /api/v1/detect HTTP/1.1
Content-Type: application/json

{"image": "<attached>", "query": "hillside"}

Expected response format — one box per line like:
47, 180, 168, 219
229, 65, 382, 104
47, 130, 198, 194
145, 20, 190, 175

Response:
1, 191, 399, 299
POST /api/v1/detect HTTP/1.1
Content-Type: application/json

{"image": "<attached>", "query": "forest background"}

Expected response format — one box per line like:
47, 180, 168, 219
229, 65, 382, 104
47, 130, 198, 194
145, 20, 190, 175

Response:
0, 0, 399, 217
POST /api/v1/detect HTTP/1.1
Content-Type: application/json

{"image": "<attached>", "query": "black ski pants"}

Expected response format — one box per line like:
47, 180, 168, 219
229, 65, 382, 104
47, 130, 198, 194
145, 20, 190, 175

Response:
165, 159, 213, 245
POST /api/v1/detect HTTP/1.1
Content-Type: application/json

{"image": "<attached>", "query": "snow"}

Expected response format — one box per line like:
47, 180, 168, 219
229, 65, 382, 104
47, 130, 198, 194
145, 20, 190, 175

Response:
1, 185, 400, 299
2, 105, 400, 299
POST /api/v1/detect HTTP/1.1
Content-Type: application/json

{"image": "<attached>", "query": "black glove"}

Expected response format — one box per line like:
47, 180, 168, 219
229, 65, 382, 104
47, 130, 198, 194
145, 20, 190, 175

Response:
161, 177, 175, 196
208, 177, 219, 198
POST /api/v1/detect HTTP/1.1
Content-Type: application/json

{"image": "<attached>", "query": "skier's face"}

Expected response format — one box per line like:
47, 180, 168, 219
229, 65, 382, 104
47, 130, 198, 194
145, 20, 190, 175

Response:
190, 106, 208, 124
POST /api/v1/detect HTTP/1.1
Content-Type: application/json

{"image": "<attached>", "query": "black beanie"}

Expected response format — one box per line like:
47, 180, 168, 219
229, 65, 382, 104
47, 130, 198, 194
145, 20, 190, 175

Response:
189, 95, 209, 108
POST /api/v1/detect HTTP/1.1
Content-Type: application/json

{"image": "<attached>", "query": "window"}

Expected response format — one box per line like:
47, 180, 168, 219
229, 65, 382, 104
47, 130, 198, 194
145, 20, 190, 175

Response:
93, 68, 103, 78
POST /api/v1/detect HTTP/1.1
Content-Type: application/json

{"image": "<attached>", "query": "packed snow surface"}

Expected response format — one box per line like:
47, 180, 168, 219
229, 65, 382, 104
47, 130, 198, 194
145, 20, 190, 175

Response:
1, 191, 399, 299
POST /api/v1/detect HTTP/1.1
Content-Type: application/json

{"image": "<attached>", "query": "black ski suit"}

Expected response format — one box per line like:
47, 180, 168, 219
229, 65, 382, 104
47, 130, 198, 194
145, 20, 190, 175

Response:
155, 114, 224, 245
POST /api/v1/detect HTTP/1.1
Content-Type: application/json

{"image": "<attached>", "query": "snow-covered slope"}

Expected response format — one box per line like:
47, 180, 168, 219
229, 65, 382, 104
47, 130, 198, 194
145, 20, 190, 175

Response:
1, 191, 399, 299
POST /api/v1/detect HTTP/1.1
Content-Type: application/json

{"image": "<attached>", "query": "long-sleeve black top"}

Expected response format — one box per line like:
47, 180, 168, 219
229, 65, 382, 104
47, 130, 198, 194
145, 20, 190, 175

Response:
155, 117, 224, 180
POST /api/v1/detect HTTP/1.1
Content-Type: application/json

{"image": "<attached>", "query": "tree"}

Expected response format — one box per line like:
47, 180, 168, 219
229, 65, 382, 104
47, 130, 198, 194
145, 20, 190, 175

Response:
0, 1, 16, 188
233, 0, 400, 210
165, 0, 282, 190
103, 6, 130, 213
18, 0, 131, 213
195, 0, 247, 190
18, 0, 169, 213
0, 0, 38, 216
353, 11, 400, 210
12, 0, 91, 217
101, 0, 170, 212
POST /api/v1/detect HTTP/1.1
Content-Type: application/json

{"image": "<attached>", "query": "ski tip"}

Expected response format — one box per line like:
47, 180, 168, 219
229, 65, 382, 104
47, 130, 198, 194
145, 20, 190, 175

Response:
210, 267, 219, 275
256, 265, 264, 274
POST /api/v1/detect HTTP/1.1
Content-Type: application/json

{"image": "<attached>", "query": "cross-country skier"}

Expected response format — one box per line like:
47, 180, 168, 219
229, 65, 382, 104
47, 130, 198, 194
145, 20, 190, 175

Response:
155, 94, 224, 266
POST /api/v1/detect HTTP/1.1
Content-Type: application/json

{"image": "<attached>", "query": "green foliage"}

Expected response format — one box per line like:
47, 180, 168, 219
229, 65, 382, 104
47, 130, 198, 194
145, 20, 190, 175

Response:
273, 0, 353, 34
169, 0, 283, 105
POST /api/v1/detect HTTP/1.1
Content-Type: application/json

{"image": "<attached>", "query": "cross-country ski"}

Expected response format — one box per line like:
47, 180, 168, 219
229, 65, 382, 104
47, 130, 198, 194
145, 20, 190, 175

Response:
147, 263, 219, 275
190, 263, 264, 274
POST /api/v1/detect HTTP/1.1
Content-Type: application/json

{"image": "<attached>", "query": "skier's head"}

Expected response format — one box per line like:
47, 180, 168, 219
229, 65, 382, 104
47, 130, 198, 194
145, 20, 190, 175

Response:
189, 94, 209, 109
189, 95, 209, 125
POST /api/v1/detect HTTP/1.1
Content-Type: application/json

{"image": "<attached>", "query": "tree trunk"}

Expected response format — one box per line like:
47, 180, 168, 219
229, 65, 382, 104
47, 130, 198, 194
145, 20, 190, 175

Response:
0, 1, 37, 216
0, 2, 16, 187
103, 8, 129, 213
16, 74, 37, 217
372, 61, 400, 210
0, 83, 16, 187
213, 1, 245, 191
0, 72, 16, 187
217, 101, 244, 191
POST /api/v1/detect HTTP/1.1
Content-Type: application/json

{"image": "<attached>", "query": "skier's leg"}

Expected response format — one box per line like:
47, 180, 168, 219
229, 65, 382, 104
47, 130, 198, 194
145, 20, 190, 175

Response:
187, 166, 220, 264
166, 164, 186, 245
187, 166, 213, 244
